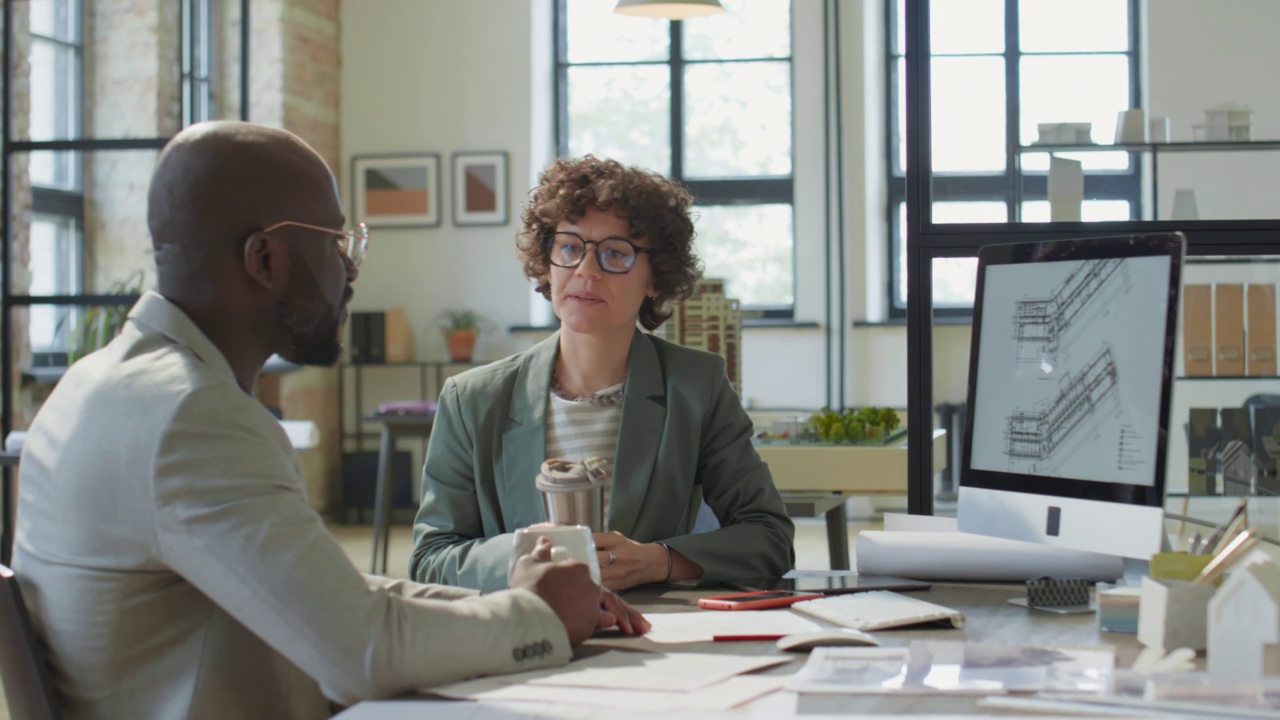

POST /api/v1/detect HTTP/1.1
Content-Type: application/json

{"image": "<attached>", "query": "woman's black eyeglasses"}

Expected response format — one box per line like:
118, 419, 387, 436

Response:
544, 232, 653, 274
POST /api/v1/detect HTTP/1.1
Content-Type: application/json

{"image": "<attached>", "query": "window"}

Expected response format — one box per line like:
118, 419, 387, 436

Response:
182, 0, 216, 125
886, 0, 1139, 314
555, 0, 794, 314
28, 0, 84, 353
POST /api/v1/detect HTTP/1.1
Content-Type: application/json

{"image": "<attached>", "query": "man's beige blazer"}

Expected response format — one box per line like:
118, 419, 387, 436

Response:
13, 293, 570, 720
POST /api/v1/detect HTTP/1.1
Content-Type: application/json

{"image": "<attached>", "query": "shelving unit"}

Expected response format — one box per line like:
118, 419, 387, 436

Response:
338, 361, 478, 453
1015, 140, 1280, 221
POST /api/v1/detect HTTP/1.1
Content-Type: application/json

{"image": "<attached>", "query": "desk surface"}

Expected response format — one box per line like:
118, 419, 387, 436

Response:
342, 581, 1150, 717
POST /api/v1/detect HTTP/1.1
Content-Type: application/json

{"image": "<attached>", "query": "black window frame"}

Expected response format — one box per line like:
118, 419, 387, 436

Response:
28, 0, 86, 356
886, 0, 1142, 319
552, 0, 796, 320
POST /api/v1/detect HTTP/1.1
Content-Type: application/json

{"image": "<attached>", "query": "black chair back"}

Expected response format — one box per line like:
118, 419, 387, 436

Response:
0, 564, 59, 720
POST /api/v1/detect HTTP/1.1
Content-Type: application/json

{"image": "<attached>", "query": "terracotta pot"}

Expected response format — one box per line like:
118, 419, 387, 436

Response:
444, 328, 479, 362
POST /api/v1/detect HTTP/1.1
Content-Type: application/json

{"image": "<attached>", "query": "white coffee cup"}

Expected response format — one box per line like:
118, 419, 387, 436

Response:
508, 525, 601, 585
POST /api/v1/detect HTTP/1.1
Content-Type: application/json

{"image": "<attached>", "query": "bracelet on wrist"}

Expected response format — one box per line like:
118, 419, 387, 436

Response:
660, 542, 673, 583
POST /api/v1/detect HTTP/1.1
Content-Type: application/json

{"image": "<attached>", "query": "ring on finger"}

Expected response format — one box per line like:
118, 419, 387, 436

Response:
603, 549, 617, 567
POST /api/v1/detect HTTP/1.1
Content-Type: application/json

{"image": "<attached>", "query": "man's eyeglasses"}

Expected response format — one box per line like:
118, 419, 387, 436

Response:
263, 221, 369, 268
544, 232, 653, 275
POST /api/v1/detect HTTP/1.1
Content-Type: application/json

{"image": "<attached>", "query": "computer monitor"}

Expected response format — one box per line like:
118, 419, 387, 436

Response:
957, 233, 1185, 561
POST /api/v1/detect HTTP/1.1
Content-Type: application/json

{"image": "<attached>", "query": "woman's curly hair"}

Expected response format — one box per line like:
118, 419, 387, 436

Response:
516, 155, 703, 331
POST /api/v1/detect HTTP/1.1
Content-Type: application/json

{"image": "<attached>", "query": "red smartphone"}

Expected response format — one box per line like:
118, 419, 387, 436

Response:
696, 590, 823, 611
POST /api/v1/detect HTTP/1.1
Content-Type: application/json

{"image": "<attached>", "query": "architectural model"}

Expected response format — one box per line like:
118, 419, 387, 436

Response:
657, 278, 743, 398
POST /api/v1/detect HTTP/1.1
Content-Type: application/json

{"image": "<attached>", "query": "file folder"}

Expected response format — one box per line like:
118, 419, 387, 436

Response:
1215, 284, 1245, 376
1247, 283, 1276, 376
1182, 284, 1213, 376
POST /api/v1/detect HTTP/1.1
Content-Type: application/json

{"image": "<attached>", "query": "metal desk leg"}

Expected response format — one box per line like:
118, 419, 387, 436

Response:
372, 425, 394, 574
825, 501, 850, 570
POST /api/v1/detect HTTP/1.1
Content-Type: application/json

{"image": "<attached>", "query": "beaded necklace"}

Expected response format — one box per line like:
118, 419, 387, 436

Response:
550, 374, 626, 407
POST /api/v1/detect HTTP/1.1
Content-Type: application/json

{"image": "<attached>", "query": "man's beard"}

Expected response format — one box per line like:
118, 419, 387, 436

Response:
277, 263, 344, 366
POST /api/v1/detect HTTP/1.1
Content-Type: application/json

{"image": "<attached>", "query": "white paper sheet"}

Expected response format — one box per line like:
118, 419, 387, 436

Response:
430, 675, 784, 712
644, 610, 823, 643
858, 514, 1123, 582
432, 650, 789, 694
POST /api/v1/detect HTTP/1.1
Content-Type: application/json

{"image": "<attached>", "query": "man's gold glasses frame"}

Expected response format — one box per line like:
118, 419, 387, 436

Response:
262, 221, 369, 268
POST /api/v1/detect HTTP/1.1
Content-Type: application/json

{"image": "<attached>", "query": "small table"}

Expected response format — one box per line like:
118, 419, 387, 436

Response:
363, 413, 435, 574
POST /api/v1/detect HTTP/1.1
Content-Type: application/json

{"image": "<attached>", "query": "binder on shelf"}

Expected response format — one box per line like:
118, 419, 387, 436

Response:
1182, 284, 1213, 377
366, 313, 386, 364
349, 312, 368, 364
384, 307, 416, 363
349, 311, 387, 364
1246, 283, 1276, 376
1214, 284, 1245, 376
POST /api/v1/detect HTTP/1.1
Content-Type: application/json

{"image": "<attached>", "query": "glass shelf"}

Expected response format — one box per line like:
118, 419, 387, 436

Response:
1018, 140, 1280, 154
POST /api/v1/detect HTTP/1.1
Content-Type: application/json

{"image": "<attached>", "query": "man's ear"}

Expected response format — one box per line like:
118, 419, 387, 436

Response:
243, 231, 282, 289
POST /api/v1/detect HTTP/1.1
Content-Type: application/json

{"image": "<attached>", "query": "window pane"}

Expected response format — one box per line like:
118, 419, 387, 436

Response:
895, 201, 907, 307
683, 0, 790, 61
893, 58, 906, 174
28, 215, 81, 352
30, 0, 79, 42
1020, 0, 1128, 53
1020, 55, 1130, 148
1020, 150, 1131, 173
566, 65, 670, 174
1021, 199, 1131, 222
684, 61, 791, 178
892, 0, 906, 56
932, 201, 1008, 224
931, 0, 1004, 55
15, 150, 158, 295
565, 0, 668, 63
934, 257, 979, 307
931, 57, 1005, 173
693, 204, 793, 307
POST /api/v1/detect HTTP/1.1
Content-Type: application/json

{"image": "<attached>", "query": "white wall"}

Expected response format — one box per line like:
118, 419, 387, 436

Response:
1146, 0, 1280, 220
341, 0, 539, 365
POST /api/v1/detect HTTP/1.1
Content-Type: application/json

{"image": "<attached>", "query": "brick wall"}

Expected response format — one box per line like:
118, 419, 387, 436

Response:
250, 0, 344, 512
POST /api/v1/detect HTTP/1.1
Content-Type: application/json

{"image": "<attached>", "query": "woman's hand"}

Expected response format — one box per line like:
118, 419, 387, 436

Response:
592, 531, 667, 591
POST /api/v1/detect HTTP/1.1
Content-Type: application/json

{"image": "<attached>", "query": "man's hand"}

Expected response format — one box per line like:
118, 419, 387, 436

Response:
509, 538, 602, 646
597, 589, 651, 636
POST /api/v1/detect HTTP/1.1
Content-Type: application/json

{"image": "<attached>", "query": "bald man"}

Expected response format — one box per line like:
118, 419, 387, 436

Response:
12, 121, 645, 720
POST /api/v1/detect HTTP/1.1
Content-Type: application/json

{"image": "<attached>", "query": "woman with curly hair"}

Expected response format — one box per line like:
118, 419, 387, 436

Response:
409, 156, 794, 592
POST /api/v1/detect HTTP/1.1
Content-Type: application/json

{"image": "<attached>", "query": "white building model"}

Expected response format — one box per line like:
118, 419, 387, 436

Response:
1206, 549, 1280, 677
656, 278, 742, 398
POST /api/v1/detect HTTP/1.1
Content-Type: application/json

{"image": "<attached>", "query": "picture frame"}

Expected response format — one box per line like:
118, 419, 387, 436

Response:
351, 153, 441, 228
452, 151, 508, 226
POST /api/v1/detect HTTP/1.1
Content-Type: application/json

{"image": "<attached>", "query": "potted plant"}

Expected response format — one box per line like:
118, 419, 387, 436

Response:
59, 270, 147, 365
439, 309, 482, 363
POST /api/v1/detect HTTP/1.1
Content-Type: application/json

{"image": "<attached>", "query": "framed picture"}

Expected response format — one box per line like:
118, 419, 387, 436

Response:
351, 153, 440, 228
452, 151, 508, 226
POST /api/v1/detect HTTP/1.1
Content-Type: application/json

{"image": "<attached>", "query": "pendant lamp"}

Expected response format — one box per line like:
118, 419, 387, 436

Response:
614, 0, 725, 20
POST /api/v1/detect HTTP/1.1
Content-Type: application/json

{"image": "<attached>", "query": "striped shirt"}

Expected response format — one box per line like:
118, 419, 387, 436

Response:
545, 382, 623, 510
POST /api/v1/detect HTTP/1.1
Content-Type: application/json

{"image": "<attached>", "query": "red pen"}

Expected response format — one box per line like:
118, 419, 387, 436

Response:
712, 634, 786, 642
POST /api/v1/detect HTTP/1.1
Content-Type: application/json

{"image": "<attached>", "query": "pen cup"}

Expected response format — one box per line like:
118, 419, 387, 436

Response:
1150, 552, 1215, 582
1137, 576, 1214, 651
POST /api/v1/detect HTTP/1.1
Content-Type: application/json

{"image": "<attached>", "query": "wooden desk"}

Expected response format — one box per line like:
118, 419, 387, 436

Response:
338, 582, 1151, 717
363, 413, 434, 574
762, 429, 948, 569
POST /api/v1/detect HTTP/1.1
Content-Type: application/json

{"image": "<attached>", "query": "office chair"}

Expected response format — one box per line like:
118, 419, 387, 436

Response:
0, 564, 59, 720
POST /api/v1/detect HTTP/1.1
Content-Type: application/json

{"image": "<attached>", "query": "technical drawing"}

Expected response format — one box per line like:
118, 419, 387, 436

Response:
1003, 346, 1119, 467
1012, 258, 1125, 365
